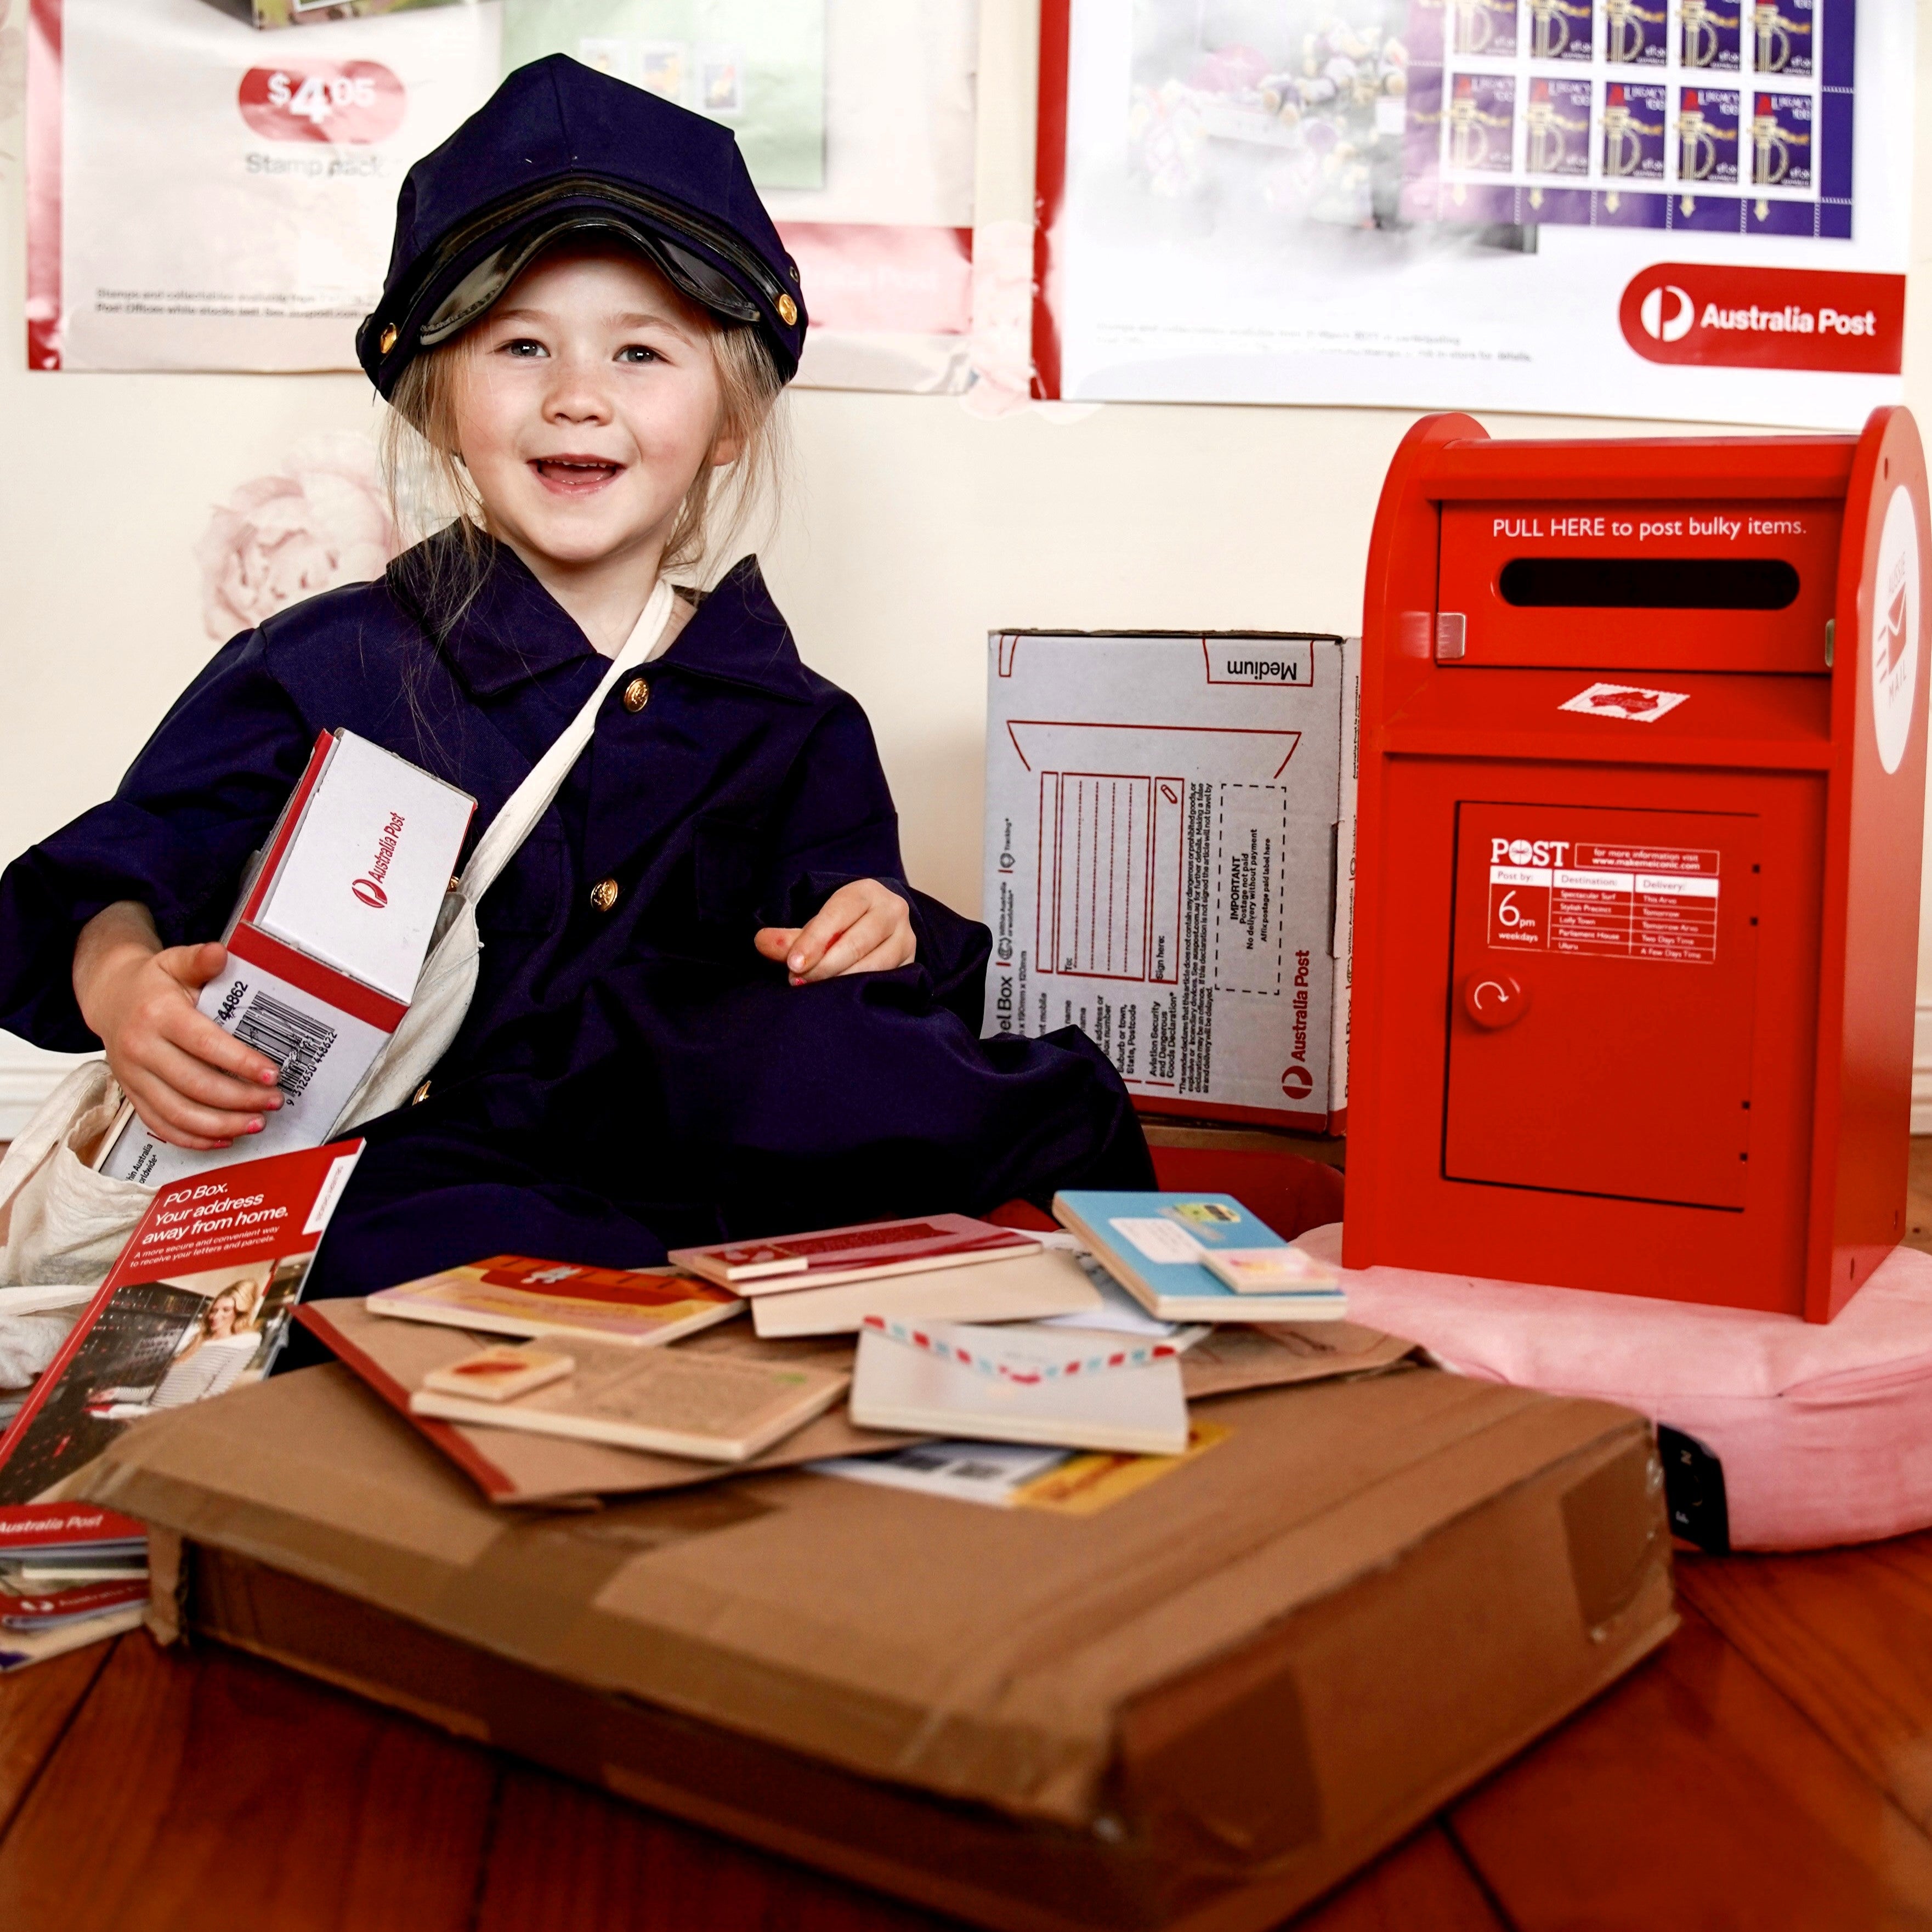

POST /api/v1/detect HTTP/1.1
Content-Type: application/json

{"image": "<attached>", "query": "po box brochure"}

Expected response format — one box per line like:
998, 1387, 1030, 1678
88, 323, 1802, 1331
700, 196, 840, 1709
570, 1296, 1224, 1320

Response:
982, 630, 1359, 1129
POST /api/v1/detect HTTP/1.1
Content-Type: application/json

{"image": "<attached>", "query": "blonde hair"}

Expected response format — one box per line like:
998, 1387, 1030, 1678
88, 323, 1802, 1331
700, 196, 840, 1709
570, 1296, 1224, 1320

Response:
379, 303, 787, 631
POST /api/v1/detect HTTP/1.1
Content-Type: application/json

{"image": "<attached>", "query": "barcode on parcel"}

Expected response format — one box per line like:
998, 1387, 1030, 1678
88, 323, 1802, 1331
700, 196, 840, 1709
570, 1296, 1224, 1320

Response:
233, 993, 338, 1099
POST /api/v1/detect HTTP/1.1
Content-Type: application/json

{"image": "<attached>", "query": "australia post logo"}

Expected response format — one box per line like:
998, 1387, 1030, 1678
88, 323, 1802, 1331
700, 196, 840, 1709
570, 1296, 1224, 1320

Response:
1621, 263, 1903, 377
1872, 485, 1922, 777
239, 63, 406, 145
353, 812, 405, 910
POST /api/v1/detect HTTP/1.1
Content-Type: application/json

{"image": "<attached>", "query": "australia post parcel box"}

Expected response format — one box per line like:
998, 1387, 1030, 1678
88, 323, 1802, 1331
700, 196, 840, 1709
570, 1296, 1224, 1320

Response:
1345, 409, 1930, 1322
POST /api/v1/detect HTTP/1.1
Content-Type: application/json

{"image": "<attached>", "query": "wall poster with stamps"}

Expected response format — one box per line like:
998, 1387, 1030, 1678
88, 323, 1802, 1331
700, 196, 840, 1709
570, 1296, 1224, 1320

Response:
1033, 0, 1910, 427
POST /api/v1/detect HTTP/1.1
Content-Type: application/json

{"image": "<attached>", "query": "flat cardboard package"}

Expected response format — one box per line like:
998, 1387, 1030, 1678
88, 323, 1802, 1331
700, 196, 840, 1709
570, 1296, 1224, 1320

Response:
75, 1359, 1672, 1932
982, 631, 1360, 1131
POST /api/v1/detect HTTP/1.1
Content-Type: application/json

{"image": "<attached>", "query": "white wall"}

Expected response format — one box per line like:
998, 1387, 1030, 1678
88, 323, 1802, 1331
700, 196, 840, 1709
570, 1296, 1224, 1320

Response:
4, 1, 1932, 1128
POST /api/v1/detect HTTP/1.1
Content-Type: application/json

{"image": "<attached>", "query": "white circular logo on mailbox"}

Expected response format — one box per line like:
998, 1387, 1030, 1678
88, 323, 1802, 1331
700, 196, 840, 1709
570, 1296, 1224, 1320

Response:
1873, 484, 1921, 776
1507, 838, 1534, 863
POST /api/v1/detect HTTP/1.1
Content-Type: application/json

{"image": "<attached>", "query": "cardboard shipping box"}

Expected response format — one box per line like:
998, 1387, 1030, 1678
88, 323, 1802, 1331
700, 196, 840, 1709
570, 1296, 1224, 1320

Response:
983, 631, 1360, 1132
102, 730, 474, 1187
75, 1361, 1671, 1932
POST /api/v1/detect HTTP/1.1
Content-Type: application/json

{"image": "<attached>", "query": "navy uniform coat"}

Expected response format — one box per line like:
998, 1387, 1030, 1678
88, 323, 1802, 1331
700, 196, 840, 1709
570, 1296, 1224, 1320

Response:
0, 539, 1152, 1298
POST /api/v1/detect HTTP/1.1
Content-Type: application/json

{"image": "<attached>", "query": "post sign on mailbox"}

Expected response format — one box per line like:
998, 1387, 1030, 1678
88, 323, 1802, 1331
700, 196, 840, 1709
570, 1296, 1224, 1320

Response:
1344, 407, 1929, 1322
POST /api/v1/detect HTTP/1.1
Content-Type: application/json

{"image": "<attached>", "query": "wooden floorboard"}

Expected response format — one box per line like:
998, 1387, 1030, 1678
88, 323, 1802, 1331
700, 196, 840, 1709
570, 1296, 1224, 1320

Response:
1291, 1828, 1509, 1931
7, 1537, 1932, 1931
0, 1635, 113, 1835
0, 1635, 498, 1932
474, 1762, 953, 1932
1904, 1137, 1932, 1255
1448, 1601, 1932, 1931
1678, 1533, 1932, 1839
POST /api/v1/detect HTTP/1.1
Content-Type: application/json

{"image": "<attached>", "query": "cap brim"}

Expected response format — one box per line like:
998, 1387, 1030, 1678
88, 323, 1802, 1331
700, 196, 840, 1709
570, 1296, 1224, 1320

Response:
420, 211, 762, 348
360, 172, 804, 395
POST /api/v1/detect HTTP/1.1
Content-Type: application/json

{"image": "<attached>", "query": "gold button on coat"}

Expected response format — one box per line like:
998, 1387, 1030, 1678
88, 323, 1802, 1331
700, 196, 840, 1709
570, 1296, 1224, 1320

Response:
411, 1080, 432, 1106
590, 877, 621, 913
622, 677, 650, 713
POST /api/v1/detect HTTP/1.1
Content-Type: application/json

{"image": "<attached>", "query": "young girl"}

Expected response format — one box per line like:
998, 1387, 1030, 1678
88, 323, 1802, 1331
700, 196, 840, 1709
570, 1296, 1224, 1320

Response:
0, 56, 1151, 1300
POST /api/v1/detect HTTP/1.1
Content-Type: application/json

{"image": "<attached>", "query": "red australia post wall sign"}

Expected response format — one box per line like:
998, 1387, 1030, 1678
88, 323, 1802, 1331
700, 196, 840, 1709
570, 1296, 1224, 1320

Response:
238, 64, 407, 145
1621, 263, 1905, 377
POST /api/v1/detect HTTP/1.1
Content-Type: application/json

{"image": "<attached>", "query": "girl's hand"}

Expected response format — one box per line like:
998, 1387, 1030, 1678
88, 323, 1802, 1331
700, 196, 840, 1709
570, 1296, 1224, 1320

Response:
753, 880, 916, 985
73, 902, 284, 1150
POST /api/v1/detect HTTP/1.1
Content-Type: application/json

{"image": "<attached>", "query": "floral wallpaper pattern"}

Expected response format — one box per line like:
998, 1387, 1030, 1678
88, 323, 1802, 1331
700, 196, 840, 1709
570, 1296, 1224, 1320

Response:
195, 432, 399, 641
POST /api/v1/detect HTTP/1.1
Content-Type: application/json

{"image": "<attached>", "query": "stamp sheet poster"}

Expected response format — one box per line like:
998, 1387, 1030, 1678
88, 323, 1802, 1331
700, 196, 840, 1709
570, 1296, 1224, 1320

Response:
1038, 0, 1910, 426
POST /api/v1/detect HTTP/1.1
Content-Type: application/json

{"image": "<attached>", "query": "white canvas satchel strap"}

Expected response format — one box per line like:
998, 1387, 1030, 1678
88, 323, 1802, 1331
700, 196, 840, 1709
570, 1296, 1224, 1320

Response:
327, 579, 678, 1137
457, 575, 677, 904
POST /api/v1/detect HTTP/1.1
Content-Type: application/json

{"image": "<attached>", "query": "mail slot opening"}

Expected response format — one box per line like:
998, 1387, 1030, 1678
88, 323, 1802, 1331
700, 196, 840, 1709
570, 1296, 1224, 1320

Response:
1498, 558, 1801, 610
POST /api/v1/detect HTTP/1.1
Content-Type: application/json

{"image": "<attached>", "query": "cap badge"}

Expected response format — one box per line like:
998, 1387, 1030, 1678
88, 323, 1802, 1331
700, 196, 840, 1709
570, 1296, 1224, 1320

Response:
776, 293, 798, 327
379, 323, 399, 355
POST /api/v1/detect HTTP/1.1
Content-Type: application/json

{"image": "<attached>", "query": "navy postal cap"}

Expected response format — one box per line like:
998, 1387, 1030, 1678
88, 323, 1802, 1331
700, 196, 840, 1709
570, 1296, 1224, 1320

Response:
357, 54, 807, 394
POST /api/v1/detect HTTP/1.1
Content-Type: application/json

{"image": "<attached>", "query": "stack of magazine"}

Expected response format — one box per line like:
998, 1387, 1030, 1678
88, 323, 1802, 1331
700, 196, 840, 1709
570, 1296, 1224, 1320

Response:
830, 1192, 1347, 1458
311, 1196, 1351, 1476
0, 1174, 1360, 1587
671, 1214, 1105, 1336
0, 1140, 363, 1668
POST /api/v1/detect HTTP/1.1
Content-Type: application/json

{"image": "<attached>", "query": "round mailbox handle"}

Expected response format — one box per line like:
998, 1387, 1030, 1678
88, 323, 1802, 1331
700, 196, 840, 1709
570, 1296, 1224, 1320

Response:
1462, 972, 1530, 1030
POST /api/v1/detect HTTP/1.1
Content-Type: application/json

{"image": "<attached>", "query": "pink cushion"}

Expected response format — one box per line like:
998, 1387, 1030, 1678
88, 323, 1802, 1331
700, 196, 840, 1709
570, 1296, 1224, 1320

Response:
1299, 1222, 1932, 1550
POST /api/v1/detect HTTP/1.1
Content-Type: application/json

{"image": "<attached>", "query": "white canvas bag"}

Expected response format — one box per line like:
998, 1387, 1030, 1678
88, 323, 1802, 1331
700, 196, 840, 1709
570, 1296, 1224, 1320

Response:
0, 579, 676, 1289
0, 1061, 153, 1287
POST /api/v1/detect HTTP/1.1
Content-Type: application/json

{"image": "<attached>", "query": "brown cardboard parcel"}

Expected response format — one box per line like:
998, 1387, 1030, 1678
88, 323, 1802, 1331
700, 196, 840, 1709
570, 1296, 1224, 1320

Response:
72, 1361, 1673, 1932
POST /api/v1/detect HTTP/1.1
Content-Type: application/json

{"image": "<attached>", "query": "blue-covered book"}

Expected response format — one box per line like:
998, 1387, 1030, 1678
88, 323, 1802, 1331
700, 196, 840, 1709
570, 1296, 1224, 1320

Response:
1051, 1192, 1349, 1323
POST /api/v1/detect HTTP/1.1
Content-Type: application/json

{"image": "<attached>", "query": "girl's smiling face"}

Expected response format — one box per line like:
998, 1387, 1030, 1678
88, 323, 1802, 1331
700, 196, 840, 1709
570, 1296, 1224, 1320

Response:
451, 241, 738, 580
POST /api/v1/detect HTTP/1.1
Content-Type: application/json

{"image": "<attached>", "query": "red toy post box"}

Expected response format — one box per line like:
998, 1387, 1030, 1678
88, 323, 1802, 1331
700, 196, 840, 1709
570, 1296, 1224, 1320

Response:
1345, 407, 1929, 1322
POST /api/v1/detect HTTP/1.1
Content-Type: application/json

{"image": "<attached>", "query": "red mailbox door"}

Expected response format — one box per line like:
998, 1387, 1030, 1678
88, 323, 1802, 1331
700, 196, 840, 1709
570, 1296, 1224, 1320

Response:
1444, 802, 1761, 1210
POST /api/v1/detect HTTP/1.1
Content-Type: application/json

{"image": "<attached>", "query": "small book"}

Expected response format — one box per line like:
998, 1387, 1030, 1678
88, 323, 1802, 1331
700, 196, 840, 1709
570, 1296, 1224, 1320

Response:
421, 1345, 574, 1403
1199, 1247, 1345, 1295
0, 1507, 146, 1566
408, 1337, 849, 1464
0, 1605, 147, 1674
367, 1254, 741, 1347
1052, 1191, 1350, 1323
750, 1245, 1101, 1339
849, 1326, 1189, 1456
300, 1297, 914, 1506
0, 1562, 149, 1589
670, 1214, 1040, 1296
0, 1578, 151, 1631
